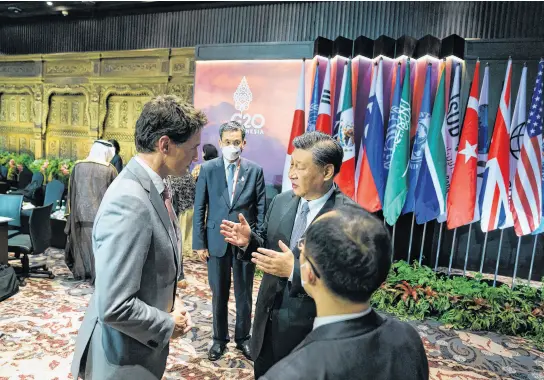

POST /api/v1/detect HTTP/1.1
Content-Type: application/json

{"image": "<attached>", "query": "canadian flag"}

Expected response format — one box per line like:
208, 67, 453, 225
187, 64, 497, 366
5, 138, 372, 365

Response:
315, 59, 332, 135
282, 59, 306, 192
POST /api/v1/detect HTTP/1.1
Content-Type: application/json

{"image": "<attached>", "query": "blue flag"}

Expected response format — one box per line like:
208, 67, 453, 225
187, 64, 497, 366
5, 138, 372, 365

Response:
383, 63, 402, 182
307, 63, 320, 132
402, 64, 432, 215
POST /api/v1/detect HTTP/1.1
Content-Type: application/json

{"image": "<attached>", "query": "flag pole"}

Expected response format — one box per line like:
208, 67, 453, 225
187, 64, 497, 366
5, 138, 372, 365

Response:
511, 236, 522, 288
391, 223, 397, 262
434, 222, 443, 271
418, 222, 427, 265
448, 228, 457, 275
479, 232, 488, 274
493, 229, 504, 287
527, 235, 538, 286
462, 223, 472, 276
407, 213, 415, 263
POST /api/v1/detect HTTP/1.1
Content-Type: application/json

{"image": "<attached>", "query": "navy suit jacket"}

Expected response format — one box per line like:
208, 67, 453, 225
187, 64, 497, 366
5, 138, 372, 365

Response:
192, 157, 266, 257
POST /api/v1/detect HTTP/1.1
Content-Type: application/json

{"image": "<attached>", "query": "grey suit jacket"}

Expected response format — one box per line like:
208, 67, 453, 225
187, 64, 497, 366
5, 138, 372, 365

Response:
192, 156, 266, 257
71, 158, 180, 380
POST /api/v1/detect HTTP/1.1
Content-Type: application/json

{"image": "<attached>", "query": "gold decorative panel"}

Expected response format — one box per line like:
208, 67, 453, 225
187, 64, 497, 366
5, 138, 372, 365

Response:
0, 48, 195, 160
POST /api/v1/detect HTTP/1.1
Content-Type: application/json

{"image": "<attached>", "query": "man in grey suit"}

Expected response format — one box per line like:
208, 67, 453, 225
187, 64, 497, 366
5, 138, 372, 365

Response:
193, 121, 266, 361
71, 95, 207, 380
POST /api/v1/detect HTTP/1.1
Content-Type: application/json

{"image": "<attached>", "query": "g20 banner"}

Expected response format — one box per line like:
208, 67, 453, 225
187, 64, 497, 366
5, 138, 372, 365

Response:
194, 60, 314, 186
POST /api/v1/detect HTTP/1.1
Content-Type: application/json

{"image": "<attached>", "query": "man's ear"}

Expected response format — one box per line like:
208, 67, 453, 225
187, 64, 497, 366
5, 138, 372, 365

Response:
323, 163, 335, 181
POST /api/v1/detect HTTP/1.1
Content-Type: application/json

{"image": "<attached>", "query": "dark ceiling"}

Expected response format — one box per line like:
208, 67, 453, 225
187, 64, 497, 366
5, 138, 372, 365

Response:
0, 1, 263, 22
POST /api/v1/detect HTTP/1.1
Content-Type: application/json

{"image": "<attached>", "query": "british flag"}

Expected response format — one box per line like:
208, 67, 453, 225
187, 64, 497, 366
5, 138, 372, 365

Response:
480, 59, 513, 232
511, 60, 544, 236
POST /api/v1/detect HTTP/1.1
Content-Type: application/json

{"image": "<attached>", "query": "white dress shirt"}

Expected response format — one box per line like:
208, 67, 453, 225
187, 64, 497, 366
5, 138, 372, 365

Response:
289, 184, 335, 281
313, 308, 373, 331
223, 156, 241, 203
134, 156, 165, 194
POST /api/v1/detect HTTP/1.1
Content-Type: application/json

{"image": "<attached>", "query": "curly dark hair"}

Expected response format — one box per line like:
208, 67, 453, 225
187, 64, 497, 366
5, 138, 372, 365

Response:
303, 204, 391, 303
135, 95, 208, 153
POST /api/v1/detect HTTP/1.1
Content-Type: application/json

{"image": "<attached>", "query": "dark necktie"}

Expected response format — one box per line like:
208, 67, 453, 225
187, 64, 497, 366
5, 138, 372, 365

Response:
289, 201, 310, 250
162, 185, 181, 253
227, 163, 236, 204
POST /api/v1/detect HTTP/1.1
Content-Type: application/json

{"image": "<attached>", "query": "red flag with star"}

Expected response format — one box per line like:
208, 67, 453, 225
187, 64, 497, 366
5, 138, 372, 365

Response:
447, 61, 480, 229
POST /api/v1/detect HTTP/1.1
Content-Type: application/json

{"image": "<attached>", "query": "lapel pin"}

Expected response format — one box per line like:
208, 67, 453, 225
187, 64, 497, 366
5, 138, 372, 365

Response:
240, 176, 245, 182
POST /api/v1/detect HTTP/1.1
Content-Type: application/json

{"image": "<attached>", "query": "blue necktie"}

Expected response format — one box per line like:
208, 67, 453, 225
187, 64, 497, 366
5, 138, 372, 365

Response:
227, 163, 236, 204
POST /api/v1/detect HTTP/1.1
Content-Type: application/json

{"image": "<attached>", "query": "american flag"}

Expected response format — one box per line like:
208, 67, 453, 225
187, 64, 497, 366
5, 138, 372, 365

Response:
511, 60, 544, 236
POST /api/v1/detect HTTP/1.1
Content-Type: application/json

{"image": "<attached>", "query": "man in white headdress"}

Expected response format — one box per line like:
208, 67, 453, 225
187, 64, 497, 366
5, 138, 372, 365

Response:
65, 140, 118, 283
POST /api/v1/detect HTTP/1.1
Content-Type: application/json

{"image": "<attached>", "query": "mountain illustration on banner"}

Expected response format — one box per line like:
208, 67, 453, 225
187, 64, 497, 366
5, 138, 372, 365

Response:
233, 76, 253, 113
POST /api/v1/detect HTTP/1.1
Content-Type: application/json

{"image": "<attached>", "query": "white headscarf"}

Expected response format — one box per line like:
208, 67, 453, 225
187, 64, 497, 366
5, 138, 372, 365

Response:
87, 140, 115, 164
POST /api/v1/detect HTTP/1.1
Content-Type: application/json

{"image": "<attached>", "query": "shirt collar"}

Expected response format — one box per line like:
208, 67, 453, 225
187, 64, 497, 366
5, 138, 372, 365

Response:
300, 184, 335, 213
313, 308, 373, 331
134, 155, 165, 195
223, 156, 240, 168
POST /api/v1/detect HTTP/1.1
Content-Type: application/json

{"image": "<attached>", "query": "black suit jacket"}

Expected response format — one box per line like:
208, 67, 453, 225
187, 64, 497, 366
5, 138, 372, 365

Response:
194, 157, 266, 257
261, 310, 429, 380
239, 186, 358, 361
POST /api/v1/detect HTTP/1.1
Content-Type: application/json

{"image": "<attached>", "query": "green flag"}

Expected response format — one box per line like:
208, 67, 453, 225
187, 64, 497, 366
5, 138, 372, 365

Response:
383, 60, 411, 225
414, 65, 447, 224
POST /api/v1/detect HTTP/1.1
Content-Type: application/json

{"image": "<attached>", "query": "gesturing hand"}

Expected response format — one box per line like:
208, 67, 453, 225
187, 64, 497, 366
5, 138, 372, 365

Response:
251, 240, 294, 278
220, 213, 251, 247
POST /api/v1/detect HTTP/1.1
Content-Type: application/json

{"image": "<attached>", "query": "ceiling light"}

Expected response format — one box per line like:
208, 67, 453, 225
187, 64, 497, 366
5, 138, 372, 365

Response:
47, 1, 53, 5
62, 10, 69, 16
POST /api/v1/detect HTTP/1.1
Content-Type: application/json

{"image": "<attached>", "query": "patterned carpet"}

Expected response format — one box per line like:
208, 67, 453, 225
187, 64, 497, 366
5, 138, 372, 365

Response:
0, 248, 543, 380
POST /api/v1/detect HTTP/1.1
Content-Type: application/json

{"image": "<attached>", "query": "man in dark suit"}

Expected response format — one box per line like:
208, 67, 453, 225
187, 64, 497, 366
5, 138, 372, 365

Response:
260, 205, 429, 380
220, 131, 357, 377
193, 121, 266, 361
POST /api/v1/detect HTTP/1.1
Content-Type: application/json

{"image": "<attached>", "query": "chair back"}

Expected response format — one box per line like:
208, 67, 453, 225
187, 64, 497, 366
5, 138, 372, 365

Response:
30, 172, 44, 187
0, 166, 7, 180
0, 194, 23, 228
28, 203, 53, 255
43, 180, 65, 210
18, 168, 33, 189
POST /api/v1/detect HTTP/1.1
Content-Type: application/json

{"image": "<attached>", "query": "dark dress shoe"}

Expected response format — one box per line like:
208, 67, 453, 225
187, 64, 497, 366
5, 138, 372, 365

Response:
236, 340, 252, 360
208, 342, 227, 361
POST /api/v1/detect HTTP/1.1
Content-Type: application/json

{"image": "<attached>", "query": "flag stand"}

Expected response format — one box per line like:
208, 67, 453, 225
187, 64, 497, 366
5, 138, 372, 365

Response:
511, 236, 522, 288
418, 222, 427, 265
527, 235, 538, 286
434, 223, 443, 271
448, 228, 457, 275
479, 232, 488, 274
462, 224, 472, 276
493, 229, 504, 287
391, 224, 397, 262
407, 214, 415, 263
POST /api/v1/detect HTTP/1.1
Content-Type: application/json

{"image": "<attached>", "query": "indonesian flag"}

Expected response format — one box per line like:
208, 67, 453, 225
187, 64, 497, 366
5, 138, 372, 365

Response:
334, 60, 355, 198
315, 59, 332, 135
446, 61, 480, 229
282, 59, 305, 192
480, 59, 513, 232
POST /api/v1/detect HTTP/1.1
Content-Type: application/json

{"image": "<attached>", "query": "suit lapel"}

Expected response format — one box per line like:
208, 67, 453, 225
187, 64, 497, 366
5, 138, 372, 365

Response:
311, 187, 342, 223
231, 158, 249, 208
217, 159, 231, 207
278, 193, 300, 244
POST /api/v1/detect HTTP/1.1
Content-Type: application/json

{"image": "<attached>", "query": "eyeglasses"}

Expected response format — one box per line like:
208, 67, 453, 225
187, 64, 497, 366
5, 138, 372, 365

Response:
297, 237, 321, 279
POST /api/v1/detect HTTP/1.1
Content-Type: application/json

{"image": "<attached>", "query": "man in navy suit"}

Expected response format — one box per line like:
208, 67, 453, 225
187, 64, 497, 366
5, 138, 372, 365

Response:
193, 121, 266, 361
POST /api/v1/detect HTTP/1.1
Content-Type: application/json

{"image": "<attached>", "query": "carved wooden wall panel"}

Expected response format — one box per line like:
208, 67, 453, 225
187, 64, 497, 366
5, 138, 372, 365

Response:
0, 48, 195, 160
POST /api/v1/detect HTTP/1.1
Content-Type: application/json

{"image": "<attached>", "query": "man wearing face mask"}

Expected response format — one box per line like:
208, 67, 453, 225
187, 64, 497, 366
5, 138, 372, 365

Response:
260, 205, 429, 380
220, 132, 358, 377
193, 121, 266, 361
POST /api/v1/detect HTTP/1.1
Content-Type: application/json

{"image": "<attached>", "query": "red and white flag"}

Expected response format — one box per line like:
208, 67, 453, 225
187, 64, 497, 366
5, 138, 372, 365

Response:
512, 62, 542, 236
315, 59, 332, 135
282, 59, 306, 192
446, 61, 480, 229
480, 59, 513, 232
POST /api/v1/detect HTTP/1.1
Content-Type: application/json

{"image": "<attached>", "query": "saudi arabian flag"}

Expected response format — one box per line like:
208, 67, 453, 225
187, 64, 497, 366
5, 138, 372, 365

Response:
415, 64, 447, 224
383, 60, 411, 225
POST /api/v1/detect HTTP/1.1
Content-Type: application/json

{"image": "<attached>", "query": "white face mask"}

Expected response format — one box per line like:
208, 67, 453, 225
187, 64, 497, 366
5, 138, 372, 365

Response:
222, 145, 241, 161
300, 262, 309, 289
